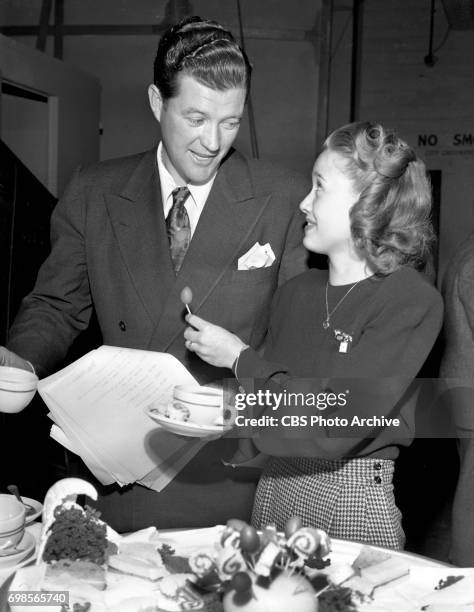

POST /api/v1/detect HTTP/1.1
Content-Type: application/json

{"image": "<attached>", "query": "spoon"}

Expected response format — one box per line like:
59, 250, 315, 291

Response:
7, 484, 35, 516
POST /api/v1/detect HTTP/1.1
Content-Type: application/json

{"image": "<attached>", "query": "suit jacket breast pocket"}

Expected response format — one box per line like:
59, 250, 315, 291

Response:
223, 265, 276, 286
202, 265, 276, 344
220, 266, 276, 342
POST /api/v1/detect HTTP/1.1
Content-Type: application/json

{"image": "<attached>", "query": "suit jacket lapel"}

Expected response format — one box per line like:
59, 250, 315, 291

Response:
105, 148, 175, 325
148, 150, 272, 352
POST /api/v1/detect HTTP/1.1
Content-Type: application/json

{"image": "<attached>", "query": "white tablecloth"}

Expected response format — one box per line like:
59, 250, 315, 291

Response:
2, 525, 474, 611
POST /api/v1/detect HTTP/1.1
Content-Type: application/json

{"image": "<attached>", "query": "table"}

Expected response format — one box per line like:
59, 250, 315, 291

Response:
2, 525, 473, 611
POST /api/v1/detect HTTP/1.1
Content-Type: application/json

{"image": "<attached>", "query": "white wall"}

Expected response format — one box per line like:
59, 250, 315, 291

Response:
1, 0, 322, 176
328, 0, 474, 283
1, 91, 50, 187
0, 35, 100, 196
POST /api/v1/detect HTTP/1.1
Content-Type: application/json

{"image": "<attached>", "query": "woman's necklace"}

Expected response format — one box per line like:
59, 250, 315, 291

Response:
323, 279, 363, 329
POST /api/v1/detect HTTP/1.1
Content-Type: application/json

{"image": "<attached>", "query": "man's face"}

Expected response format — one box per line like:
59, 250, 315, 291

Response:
149, 74, 246, 185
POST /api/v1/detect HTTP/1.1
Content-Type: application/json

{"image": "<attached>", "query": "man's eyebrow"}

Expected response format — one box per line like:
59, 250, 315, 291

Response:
182, 107, 207, 115
182, 107, 242, 120
312, 171, 326, 182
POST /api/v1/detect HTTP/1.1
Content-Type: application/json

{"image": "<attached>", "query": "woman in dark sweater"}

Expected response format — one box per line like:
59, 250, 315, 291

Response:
184, 122, 443, 549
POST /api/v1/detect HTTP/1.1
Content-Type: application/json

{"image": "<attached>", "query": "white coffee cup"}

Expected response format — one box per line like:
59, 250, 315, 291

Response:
173, 385, 224, 426
0, 494, 25, 550
0, 366, 38, 413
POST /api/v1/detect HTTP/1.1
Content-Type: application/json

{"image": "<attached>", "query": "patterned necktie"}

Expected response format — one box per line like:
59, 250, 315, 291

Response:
166, 186, 191, 273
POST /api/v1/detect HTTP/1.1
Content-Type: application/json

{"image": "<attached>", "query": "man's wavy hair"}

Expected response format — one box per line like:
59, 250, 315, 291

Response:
325, 122, 435, 275
154, 16, 252, 101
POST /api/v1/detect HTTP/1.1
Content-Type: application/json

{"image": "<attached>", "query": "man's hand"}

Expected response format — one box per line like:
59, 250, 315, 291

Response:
184, 314, 248, 369
0, 347, 34, 373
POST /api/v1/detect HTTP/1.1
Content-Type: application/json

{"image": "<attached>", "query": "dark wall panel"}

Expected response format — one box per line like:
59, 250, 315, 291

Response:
0, 140, 55, 344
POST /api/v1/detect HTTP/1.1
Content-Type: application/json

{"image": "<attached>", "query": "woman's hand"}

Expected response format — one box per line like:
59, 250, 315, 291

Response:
184, 314, 248, 369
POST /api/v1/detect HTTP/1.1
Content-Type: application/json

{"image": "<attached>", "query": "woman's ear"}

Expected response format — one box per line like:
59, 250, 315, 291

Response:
148, 84, 163, 121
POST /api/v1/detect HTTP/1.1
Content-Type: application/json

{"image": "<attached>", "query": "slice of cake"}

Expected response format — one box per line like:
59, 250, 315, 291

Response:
37, 478, 116, 610
108, 540, 167, 581
42, 504, 109, 592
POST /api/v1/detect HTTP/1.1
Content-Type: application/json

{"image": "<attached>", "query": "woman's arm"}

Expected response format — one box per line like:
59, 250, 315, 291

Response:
235, 280, 443, 458
185, 276, 443, 459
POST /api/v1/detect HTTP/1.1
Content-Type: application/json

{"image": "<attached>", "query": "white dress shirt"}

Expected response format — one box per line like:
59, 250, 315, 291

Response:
156, 142, 216, 238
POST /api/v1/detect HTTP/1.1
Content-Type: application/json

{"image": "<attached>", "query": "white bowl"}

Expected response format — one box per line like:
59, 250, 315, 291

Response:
0, 494, 25, 550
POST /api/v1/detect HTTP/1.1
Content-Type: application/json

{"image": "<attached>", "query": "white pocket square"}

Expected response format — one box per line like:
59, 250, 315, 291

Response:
238, 242, 275, 270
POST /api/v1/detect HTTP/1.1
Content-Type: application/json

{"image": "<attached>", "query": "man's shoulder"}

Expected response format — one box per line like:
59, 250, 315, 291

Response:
77, 148, 155, 189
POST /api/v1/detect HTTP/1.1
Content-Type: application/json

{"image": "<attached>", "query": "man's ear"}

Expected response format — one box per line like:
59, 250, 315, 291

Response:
148, 84, 163, 121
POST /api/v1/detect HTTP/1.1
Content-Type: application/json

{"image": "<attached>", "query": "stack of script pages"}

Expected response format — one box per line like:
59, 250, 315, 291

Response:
38, 346, 205, 492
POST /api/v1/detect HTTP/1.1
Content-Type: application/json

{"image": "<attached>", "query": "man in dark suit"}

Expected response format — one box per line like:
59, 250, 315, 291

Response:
0, 16, 309, 530
440, 231, 474, 565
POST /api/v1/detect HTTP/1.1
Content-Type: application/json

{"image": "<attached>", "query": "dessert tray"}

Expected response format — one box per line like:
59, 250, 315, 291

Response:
6, 527, 474, 612
3, 478, 474, 612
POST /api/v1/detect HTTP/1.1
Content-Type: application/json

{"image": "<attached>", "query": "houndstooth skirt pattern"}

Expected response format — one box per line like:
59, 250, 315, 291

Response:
251, 456, 405, 550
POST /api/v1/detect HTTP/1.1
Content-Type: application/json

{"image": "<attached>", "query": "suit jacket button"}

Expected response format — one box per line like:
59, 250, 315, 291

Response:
374, 475, 382, 484
119, 320, 127, 331
374, 462, 382, 470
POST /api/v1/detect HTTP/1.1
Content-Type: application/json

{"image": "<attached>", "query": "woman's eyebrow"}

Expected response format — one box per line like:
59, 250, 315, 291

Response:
313, 171, 326, 182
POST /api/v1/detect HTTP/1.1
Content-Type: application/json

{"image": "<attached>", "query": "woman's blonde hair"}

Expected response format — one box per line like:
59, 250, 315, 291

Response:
325, 121, 435, 275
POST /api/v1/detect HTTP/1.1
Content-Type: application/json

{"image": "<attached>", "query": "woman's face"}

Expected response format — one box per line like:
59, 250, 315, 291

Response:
299, 149, 360, 257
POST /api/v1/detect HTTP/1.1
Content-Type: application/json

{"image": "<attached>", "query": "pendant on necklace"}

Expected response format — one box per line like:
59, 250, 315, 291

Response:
323, 319, 330, 330
334, 329, 353, 353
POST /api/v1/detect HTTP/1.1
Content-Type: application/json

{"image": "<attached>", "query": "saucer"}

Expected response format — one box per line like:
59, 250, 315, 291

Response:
0, 532, 35, 569
22, 498, 42, 524
146, 407, 229, 438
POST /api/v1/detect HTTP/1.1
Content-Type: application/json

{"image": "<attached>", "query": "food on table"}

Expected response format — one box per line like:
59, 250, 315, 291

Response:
42, 505, 109, 566
183, 516, 332, 612
434, 574, 464, 590
34, 479, 225, 611
158, 542, 192, 574
318, 542, 412, 610
238, 525, 260, 553
223, 571, 318, 612
317, 585, 369, 612
352, 545, 392, 571
39, 481, 113, 603
358, 557, 410, 586
284, 515, 303, 538
108, 550, 164, 581
41, 477, 98, 530
20, 479, 466, 611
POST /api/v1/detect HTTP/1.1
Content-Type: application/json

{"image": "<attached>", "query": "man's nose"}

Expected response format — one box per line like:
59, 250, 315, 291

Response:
200, 124, 220, 152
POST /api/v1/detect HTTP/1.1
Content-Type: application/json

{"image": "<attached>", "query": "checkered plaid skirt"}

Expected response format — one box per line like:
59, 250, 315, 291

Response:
251, 456, 405, 550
